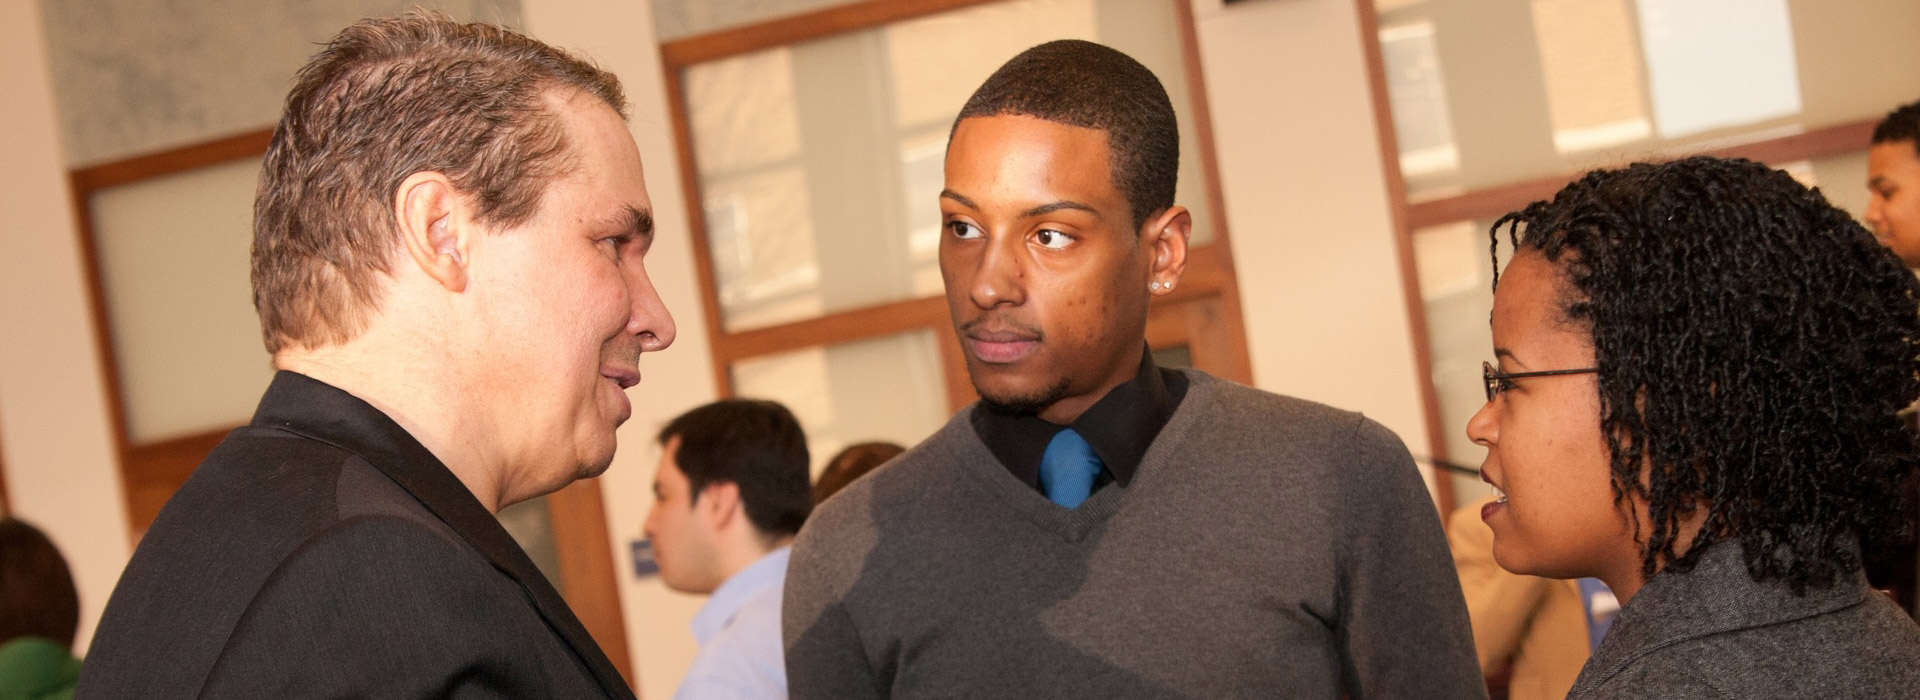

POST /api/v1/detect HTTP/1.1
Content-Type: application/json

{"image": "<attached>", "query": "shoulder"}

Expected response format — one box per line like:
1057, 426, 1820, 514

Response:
1177, 371, 1414, 477
1578, 660, 1732, 700
681, 589, 786, 700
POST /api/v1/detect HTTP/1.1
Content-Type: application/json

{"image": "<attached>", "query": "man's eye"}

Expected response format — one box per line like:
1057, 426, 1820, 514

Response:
948, 221, 982, 239
1034, 229, 1071, 250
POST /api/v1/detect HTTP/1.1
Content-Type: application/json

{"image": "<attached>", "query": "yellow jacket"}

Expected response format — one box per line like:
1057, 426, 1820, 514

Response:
1448, 497, 1590, 700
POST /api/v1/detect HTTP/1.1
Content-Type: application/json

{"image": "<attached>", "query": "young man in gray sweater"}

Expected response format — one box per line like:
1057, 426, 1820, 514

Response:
783, 40, 1485, 699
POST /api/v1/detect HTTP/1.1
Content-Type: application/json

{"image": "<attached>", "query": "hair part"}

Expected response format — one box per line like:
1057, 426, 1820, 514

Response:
953, 39, 1179, 233
1873, 100, 1920, 157
659, 399, 812, 539
252, 10, 626, 354
1491, 156, 1920, 593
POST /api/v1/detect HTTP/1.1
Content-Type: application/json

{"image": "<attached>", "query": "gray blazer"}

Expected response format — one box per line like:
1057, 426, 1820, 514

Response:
77, 371, 636, 699
1568, 541, 1920, 699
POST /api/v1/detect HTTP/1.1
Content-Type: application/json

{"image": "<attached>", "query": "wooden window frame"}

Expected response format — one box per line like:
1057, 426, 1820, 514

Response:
67, 130, 635, 685
659, 0, 1252, 415
1354, 0, 1880, 516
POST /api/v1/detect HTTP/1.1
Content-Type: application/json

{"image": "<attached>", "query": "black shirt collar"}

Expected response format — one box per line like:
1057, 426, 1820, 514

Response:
970, 349, 1189, 491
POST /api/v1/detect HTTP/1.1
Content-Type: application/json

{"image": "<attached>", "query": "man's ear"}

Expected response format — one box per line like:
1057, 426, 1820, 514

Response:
395, 172, 471, 293
698, 482, 743, 529
1143, 205, 1192, 296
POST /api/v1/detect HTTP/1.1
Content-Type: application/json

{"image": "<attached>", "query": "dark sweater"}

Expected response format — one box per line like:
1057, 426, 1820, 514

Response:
783, 371, 1486, 699
1568, 540, 1920, 699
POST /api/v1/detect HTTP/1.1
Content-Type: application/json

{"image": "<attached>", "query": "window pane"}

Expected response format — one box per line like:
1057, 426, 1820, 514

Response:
685, 0, 1217, 332
730, 330, 950, 476
1412, 219, 1500, 502
90, 157, 272, 443
1377, 0, 1920, 199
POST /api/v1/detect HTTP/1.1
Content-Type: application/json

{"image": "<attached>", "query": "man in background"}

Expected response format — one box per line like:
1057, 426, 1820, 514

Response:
1866, 99, 1920, 619
784, 39, 1483, 699
1869, 100, 1920, 269
646, 399, 812, 700
79, 13, 674, 698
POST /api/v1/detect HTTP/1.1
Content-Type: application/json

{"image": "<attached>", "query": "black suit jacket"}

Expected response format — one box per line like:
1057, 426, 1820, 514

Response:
78, 371, 636, 699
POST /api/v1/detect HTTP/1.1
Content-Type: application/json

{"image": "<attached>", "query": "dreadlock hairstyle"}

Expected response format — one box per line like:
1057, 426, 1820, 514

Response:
953, 39, 1179, 233
1490, 156, 1920, 593
1873, 100, 1920, 156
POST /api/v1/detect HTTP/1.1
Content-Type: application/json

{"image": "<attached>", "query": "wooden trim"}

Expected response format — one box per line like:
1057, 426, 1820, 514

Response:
1355, 0, 1454, 516
661, 67, 739, 398
71, 130, 273, 192
122, 428, 233, 537
546, 478, 635, 689
1172, 0, 1253, 386
715, 296, 950, 365
1405, 118, 1881, 229
660, 0, 1002, 68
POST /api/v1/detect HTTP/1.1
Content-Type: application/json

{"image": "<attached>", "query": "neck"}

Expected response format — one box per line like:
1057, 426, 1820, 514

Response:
715, 533, 792, 586
276, 334, 509, 513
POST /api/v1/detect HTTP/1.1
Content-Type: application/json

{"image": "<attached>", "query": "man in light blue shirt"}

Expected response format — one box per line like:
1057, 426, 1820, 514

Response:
645, 400, 812, 700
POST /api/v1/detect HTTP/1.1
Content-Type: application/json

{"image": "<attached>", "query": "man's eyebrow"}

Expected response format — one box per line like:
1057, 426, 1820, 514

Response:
1021, 200, 1100, 220
620, 205, 655, 251
940, 189, 977, 210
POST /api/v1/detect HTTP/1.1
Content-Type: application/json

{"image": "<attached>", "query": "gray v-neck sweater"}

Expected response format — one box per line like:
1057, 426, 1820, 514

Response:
784, 371, 1486, 699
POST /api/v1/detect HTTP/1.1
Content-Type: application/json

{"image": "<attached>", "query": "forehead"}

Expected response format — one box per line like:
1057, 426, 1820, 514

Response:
1870, 140, 1920, 176
547, 89, 650, 209
945, 114, 1121, 209
1492, 251, 1576, 338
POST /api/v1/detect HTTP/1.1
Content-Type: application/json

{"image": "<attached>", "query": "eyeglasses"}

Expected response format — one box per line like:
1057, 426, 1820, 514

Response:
1482, 361, 1598, 402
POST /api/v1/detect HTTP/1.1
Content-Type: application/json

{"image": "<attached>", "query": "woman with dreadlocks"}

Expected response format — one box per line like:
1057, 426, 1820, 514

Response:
1466, 156, 1920, 699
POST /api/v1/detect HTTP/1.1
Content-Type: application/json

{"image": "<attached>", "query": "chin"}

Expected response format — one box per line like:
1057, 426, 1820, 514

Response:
974, 374, 1072, 414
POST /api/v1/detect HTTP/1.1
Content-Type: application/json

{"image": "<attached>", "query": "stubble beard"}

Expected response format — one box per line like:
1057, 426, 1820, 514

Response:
975, 374, 1073, 415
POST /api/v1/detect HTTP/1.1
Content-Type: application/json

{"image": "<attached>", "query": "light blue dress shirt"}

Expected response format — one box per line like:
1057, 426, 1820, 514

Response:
673, 546, 791, 700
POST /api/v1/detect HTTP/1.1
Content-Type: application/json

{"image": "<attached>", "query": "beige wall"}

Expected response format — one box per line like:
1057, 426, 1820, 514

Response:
1192, 0, 1431, 454
0, 0, 134, 653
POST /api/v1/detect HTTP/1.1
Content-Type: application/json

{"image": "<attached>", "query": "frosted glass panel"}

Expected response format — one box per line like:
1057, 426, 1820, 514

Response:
685, 0, 1216, 332
731, 331, 949, 476
1639, 0, 1801, 138
1377, 0, 1920, 199
91, 157, 274, 443
1413, 218, 1501, 504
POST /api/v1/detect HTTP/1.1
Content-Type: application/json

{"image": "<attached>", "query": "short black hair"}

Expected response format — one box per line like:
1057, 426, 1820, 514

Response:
1492, 156, 1920, 593
954, 39, 1179, 232
1873, 100, 1920, 156
658, 399, 811, 538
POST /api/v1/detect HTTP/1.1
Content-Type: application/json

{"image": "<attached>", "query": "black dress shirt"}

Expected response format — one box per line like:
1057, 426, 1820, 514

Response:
971, 349, 1189, 495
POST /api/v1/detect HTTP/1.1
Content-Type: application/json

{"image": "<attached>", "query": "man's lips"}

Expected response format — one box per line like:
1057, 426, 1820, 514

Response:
965, 329, 1040, 364
601, 367, 640, 389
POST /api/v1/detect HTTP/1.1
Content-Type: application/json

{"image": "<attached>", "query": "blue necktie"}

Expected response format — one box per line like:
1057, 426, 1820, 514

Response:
1040, 428, 1103, 508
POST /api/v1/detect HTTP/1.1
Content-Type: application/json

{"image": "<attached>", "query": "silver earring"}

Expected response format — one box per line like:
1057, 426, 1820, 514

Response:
1149, 281, 1163, 291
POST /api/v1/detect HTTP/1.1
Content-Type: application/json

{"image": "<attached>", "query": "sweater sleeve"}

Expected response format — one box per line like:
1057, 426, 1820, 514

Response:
1333, 417, 1490, 700
784, 511, 886, 700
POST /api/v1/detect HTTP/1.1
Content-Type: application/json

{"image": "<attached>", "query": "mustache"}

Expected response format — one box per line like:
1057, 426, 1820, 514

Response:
957, 315, 1044, 341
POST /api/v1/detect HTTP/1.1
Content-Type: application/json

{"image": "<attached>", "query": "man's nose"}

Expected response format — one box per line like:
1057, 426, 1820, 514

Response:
628, 269, 676, 352
967, 235, 1026, 309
